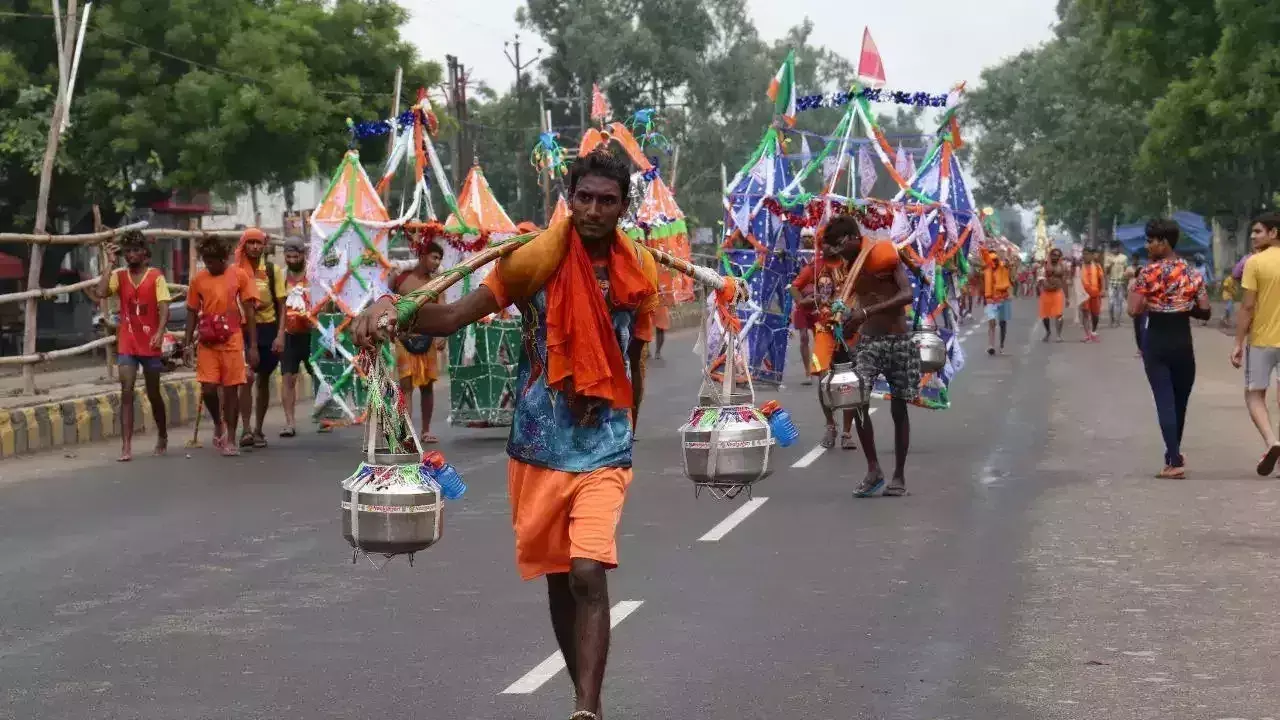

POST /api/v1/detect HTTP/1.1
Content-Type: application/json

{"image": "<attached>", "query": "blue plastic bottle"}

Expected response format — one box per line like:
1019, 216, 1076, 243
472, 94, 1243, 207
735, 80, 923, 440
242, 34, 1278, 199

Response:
423, 451, 468, 500
768, 409, 799, 447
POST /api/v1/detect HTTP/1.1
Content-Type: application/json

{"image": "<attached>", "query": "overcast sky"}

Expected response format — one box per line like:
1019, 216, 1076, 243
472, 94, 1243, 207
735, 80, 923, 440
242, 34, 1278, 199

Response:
403, 0, 1059, 96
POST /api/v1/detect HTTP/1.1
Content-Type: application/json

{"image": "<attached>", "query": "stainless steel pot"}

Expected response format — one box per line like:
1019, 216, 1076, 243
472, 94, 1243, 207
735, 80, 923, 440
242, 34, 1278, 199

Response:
341, 451, 443, 556
818, 362, 863, 409
913, 314, 947, 373
914, 329, 947, 373
680, 405, 774, 489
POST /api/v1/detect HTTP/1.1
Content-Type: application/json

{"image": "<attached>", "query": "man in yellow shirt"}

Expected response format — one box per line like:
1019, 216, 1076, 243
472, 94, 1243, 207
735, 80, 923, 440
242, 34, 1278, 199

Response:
234, 228, 287, 449
1231, 212, 1280, 474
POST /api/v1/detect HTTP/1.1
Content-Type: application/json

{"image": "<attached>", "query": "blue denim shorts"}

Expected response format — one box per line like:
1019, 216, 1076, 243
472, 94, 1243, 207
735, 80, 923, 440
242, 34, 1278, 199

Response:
118, 354, 165, 372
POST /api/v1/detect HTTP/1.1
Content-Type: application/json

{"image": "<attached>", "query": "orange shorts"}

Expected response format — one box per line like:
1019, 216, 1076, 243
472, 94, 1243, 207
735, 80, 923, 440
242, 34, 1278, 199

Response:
810, 330, 855, 376
507, 459, 632, 580
1038, 289, 1065, 319
1083, 295, 1102, 316
195, 344, 247, 386
654, 305, 671, 331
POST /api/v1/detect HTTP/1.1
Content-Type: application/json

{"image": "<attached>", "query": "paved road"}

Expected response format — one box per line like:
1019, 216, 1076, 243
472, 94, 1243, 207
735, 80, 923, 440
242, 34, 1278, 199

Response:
2, 302, 1261, 719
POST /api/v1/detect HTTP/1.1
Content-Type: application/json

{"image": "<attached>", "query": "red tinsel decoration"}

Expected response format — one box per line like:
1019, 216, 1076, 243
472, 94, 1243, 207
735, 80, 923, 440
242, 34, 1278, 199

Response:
759, 196, 895, 232
401, 222, 489, 255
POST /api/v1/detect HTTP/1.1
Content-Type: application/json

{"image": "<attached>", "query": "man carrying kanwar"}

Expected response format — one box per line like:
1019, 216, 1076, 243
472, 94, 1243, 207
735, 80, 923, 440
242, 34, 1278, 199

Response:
791, 219, 861, 449
353, 150, 660, 720
838, 218, 918, 498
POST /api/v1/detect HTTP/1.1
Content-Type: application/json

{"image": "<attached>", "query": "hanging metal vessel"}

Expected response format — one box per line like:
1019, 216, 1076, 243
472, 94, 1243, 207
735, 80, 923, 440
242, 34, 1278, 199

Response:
681, 328, 772, 498
818, 362, 863, 409
341, 450, 444, 558
680, 404, 775, 494
913, 314, 947, 373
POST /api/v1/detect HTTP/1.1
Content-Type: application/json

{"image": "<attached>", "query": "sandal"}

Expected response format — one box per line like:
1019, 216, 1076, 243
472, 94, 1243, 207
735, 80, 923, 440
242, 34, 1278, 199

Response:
1155, 466, 1185, 479
252, 431, 268, 449
854, 469, 886, 498
1257, 444, 1280, 476
279, 427, 296, 438
840, 433, 857, 450
420, 432, 439, 444
569, 713, 599, 720
884, 476, 907, 496
239, 432, 255, 449
820, 424, 837, 449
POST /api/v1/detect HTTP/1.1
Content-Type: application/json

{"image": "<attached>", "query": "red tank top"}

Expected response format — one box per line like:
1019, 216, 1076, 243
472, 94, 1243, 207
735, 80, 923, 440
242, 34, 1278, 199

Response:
116, 268, 163, 357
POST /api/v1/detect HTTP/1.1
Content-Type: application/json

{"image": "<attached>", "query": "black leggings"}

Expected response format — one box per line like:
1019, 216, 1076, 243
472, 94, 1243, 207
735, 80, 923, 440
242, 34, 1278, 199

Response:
1133, 314, 1146, 352
1143, 349, 1194, 467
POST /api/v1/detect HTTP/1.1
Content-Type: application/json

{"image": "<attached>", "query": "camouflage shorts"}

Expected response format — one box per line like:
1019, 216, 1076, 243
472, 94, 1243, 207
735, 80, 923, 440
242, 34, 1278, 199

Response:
854, 333, 921, 404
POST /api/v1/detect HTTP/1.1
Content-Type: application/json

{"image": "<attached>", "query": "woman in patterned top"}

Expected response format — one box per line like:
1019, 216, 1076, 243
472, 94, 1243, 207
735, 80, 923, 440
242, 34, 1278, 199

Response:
1128, 219, 1211, 479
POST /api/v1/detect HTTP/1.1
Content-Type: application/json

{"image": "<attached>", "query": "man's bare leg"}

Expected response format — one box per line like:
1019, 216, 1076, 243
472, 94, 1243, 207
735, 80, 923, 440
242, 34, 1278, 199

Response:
799, 331, 812, 385
547, 573, 581, 691
654, 329, 665, 359
253, 370, 271, 437
223, 385, 241, 449
568, 558, 611, 718
852, 404, 885, 497
1055, 316, 1065, 342
987, 319, 997, 354
238, 381, 252, 439
143, 368, 167, 455
118, 364, 138, 461
420, 381, 437, 442
281, 373, 298, 430
885, 398, 910, 496
1246, 389, 1280, 475
818, 389, 836, 448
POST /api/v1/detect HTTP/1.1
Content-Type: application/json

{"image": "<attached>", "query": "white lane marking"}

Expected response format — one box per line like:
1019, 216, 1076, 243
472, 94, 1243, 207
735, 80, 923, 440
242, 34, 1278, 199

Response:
501, 600, 644, 695
698, 497, 769, 542
789, 408, 877, 468
791, 445, 826, 468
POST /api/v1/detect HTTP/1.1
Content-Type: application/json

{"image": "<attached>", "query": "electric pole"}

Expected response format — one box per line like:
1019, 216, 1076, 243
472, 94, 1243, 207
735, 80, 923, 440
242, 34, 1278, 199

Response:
505, 35, 541, 222
445, 55, 471, 190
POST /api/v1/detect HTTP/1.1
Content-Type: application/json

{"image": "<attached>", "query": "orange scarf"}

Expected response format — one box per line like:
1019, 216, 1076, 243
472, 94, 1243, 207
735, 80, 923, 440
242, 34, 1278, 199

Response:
543, 228, 656, 409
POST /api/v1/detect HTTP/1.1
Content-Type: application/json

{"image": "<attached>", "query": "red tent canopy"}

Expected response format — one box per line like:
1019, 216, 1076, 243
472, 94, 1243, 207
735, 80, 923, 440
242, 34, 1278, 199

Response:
0, 252, 24, 280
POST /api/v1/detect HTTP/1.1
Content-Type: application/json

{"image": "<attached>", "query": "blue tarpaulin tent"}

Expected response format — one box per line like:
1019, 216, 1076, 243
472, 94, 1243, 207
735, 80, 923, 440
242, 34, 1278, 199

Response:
1115, 211, 1214, 271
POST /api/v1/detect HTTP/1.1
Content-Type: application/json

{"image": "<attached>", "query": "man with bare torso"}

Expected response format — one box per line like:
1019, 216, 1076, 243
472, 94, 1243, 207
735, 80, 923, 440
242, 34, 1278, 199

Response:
1038, 248, 1071, 342
838, 222, 917, 497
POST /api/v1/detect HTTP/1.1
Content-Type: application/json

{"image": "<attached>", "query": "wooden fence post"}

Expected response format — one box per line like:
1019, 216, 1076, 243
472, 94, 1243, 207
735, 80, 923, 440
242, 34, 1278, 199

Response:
22, 0, 78, 395
93, 204, 116, 380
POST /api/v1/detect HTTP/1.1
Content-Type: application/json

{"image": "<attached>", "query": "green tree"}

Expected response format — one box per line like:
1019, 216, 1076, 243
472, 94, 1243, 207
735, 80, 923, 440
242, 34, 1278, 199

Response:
1, 0, 441, 281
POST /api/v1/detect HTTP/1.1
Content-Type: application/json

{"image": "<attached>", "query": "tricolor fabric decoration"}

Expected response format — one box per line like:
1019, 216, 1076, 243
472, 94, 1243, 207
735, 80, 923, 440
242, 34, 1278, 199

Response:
306, 151, 395, 425
719, 126, 802, 385
440, 162, 522, 428
767, 51, 798, 127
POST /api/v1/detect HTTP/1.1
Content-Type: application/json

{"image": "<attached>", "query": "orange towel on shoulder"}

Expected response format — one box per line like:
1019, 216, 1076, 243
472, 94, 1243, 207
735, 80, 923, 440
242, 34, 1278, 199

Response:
494, 219, 658, 409
863, 241, 901, 274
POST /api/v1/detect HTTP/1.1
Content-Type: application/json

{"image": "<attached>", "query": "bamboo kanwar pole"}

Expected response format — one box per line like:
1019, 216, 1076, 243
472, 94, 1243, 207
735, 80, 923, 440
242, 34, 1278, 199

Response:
392, 233, 730, 324
23, 0, 78, 394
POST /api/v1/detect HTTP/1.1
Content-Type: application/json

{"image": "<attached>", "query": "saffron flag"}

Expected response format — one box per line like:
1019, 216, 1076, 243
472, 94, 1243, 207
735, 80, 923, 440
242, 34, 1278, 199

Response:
767, 50, 797, 127
858, 28, 887, 88
590, 83, 611, 123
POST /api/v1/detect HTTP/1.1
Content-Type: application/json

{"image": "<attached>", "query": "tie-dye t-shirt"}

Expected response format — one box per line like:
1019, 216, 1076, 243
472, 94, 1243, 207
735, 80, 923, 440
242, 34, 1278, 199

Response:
482, 256, 656, 473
